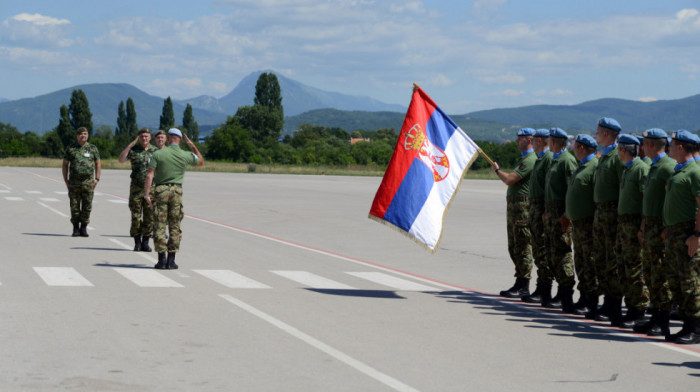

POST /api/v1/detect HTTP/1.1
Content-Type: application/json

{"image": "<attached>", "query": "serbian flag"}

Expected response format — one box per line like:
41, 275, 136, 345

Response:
369, 86, 479, 253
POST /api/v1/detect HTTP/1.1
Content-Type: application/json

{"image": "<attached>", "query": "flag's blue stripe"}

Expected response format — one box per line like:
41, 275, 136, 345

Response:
426, 107, 457, 151
383, 159, 434, 231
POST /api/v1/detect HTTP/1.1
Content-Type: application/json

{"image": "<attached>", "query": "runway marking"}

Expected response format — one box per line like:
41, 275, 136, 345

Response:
0, 183, 11, 190
271, 270, 356, 289
0, 190, 10, 193
39, 197, 60, 202
25, 190, 42, 194
193, 269, 271, 289
5, 197, 24, 201
108, 199, 127, 204
33, 267, 94, 287
114, 269, 183, 288
220, 294, 420, 392
109, 238, 156, 264
38, 201, 69, 218
346, 272, 439, 291
54, 191, 68, 195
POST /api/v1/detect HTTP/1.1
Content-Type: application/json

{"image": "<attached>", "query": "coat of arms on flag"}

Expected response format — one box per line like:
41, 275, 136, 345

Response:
369, 85, 480, 252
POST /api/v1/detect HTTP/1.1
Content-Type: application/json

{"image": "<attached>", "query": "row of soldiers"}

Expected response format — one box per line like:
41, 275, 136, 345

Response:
493, 117, 700, 345
62, 127, 202, 269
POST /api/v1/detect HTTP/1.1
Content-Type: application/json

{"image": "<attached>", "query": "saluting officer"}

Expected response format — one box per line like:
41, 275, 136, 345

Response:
493, 128, 537, 298
663, 130, 700, 344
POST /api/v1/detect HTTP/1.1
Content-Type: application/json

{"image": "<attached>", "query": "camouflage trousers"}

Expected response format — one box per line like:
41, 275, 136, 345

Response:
571, 216, 597, 295
544, 201, 575, 289
128, 184, 153, 237
68, 179, 94, 224
153, 184, 184, 254
642, 217, 672, 311
529, 199, 554, 286
592, 202, 618, 296
665, 222, 700, 319
506, 196, 533, 279
615, 214, 649, 311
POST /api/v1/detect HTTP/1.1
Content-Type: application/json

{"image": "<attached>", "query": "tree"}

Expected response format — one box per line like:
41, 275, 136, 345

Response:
115, 101, 127, 138
40, 130, 64, 158
182, 104, 199, 141
68, 89, 93, 136
234, 72, 284, 148
55, 104, 73, 149
254, 72, 283, 113
205, 118, 255, 162
125, 98, 138, 137
159, 96, 175, 130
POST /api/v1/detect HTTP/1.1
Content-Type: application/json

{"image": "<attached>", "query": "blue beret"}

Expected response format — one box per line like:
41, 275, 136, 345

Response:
517, 128, 535, 136
534, 128, 550, 138
168, 128, 183, 137
637, 135, 644, 145
598, 117, 621, 132
643, 128, 667, 139
671, 129, 700, 145
549, 127, 568, 139
618, 133, 640, 145
575, 134, 597, 148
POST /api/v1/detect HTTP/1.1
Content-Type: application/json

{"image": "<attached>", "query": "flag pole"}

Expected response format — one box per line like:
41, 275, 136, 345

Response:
413, 82, 495, 166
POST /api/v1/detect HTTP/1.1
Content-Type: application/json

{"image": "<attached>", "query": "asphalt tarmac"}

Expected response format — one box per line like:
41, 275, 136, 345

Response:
1, 166, 698, 391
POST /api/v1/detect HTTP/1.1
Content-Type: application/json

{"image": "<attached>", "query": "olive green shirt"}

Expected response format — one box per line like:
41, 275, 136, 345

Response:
63, 142, 100, 183
663, 160, 700, 227
566, 156, 598, 221
642, 154, 675, 218
594, 144, 625, 203
148, 144, 199, 185
618, 157, 649, 215
528, 149, 553, 201
506, 151, 536, 198
544, 150, 577, 203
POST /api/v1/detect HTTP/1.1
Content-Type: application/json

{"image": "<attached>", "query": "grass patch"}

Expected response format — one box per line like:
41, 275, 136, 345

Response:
0, 157, 498, 179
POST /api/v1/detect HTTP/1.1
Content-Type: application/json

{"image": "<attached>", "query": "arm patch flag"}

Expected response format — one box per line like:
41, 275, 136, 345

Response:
369, 86, 479, 253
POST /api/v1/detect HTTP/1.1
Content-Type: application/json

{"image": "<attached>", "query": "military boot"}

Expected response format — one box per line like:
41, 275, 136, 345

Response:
133, 235, 142, 251
522, 283, 544, 303
608, 297, 624, 327
71, 222, 80, 237
593, 296, 611, 321
549, 287, 562, 308
79, 222, 89, 237
560, 287, 576, 314
154, 253, 166, 269
140, 236, 152, 252
540, 284, 557, 308
500, 278, 529, 298
620, 307, 646, 329
674, 318, 700, 345
574, 293, 596, 315
166, 253, 178, 270
654, 310, 671, 338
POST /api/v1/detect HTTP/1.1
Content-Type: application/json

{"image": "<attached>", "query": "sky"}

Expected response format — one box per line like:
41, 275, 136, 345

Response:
1, 0, 700, 114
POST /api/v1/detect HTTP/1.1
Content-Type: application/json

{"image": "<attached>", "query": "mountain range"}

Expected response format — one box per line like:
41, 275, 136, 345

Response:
1, 70, 699, 142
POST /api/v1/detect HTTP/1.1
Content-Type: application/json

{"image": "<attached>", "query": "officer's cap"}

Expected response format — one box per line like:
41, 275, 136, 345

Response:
575, 134, 597, 148
643, 128, 667, 139
671, 130, 700, 145
138, 127, 151, 135
534, 128, 550, 138
549, 127, 568, 139
618, 133, 640, 145
168, 128, 183, 138
517, 128, 535, 136
597, 117, 621, 132
154, 129, 166, 136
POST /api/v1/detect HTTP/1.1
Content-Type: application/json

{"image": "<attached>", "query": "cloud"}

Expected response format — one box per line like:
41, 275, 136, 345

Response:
1, 13, 75, 48
472, 0, 509, 18
638, 96, 658, 102
476, 71, 525, 84
532, 88, 574, 97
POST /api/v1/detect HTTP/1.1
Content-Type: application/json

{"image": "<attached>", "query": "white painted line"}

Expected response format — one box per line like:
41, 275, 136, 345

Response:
193, 270, 271, 289
271, 270, 355, 289
5, 197, 23, 201
33, 267, 94, 287
37, 201, 69, 218
0, 183, 11, 190
0, 190, 9, 193
346, 272, 439, 291
114, 269, 183, 288
39, 197, 60, 202
108, 199, 128, 204
25, 190, 42, 194
108, 238, 156, 264
54, 191, 68, 195
220, 294, 419, 392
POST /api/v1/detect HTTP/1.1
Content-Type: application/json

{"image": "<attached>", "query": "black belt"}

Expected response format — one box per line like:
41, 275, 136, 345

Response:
157, 183, 182, 187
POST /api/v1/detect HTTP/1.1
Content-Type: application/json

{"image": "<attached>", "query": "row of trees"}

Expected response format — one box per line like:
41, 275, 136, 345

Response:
0, 72, 524, 170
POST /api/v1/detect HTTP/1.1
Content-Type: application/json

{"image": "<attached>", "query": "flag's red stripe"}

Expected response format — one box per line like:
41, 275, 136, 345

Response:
369, 87, 436, 218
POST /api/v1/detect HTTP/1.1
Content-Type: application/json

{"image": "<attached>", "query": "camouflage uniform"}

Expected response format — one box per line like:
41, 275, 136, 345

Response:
529, 149, 554, 288
506, 150, 536, 279
64, 142, 100, 224
153, 184, 184, 253
127, 146, 155, 237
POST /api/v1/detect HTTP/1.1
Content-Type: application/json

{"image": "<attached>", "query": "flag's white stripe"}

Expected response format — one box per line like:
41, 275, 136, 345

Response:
271, 270, 355, 289
193, 269, 271, 289
408, 129, 477, 249
114, 269, 183, 287
34, 267, 94, 286
345, 272, 438, 291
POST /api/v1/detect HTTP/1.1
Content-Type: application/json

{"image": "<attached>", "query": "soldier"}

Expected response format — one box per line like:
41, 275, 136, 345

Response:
144, 128, 204, 269
522, 129, 555, 304
663, 130, 700, 344
614, 134, 650, 328
588, 117, 625, 321
492, 128, 537, 298
543, 128, 578, 312
62, 127, 101, 237
118, 128, 157, 252
564, 134, 599, 315
635, 128, 675, 336
154, 130, 167, 149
